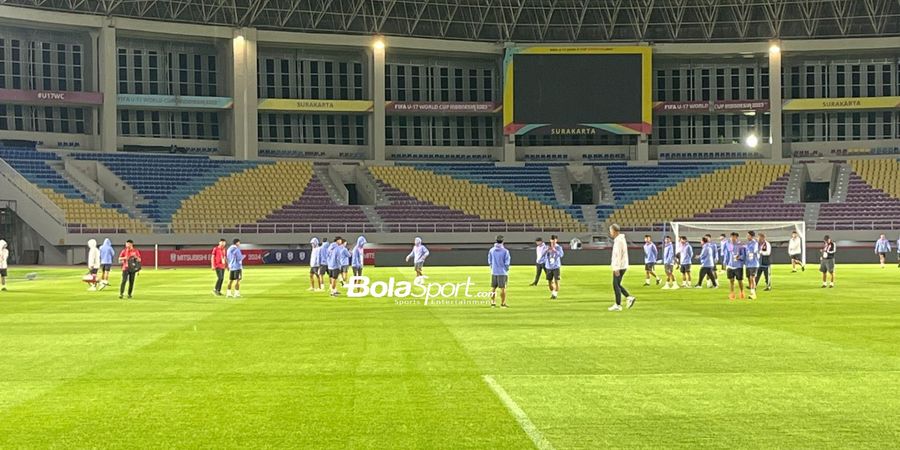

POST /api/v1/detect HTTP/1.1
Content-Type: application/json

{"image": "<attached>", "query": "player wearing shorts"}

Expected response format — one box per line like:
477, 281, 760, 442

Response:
488, 235, 511, 308
788, 231, 804, 272
328, 237, 350, 297
642, 235, 660, 286
226, 238, 245, 298
678, 236, 693, 288
661, 236, 676, 290
317, 239, 330, 282
351, 236, 367, 277
744, 231, 760, 300
540, 234, 564, 300
86, 239, 101, 291
0, 239, 8, 291
339, 239, 351, 286
819, 235, 836, 288
874, 234, 891, 269
99, 238, 115, 290
308, 237, 322, 291
696, 236, 718, 288
724, 232, 746, 300
406, 237, 430, 278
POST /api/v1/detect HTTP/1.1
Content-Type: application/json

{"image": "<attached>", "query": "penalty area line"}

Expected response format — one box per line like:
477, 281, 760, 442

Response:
482, 375, 555, 450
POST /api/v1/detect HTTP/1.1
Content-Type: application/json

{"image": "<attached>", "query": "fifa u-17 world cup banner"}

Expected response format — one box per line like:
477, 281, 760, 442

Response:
653, 100, 770, 114
782, 96, 900, 111
0, 88, 103, 106
257, 99, 374, 112
117, 94, 234, 110
385, 102, 501, 114
140, 249, 267, 267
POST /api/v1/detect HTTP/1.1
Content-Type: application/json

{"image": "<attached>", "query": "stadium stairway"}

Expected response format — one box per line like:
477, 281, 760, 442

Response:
605, 161, 791, 229
369, 165, 586, 232
0, 146, 149, 234
171, 161, 314, 233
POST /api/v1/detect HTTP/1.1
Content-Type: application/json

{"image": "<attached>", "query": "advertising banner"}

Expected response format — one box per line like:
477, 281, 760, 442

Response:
117, 94, 234, 109
261, 249, 310, 264
653, 100, 770, 114
782, 96, 900, 111
257, 99, 374, 112
0, 88, 103, 106
385, 101, 501, 114
140, 249, 266, 267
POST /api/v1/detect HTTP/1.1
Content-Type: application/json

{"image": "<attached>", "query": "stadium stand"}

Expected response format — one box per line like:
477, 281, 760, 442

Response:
171, 161, 315, 233
605, 162, 791, 229
691, 173, 805, 222
817, 160, 900, 230
403, 163, 585, 222
369, 165, 585, 232
71, 153, 257, 223
0, 145, 148, 233
238, 174, 371, 233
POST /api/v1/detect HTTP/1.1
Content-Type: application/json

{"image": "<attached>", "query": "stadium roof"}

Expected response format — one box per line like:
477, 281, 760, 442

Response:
3, 0, 900, 43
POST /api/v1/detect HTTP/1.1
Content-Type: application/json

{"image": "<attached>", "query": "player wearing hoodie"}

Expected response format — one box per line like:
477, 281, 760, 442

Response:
339, 239, 352, 285
539, 234, 564, 300
487, 235, 511, 308
0, 239, 8, 291
351, 236, 367, 277
86, 239, 101, 291
327, 237, 350, 297
405, 237, 429, 277
309, 237, 322, 291
317, 239, 330, 282
99, 238, 115, 290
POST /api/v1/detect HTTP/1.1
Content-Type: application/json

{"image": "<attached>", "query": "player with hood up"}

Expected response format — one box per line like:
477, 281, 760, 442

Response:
0, 239, 8, 291
98, 238, 115, 290
405, 237, 430, 277
309, 237, 323, 291
86, 239, 101, 291
351, 236, 367, 277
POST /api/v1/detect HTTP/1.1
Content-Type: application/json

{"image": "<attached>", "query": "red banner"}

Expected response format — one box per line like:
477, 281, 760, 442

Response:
364, 248, 376, 265
139, 249, 267, 267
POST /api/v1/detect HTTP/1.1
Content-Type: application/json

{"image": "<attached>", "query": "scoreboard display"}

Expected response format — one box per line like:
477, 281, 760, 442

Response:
503, 46, 652, 136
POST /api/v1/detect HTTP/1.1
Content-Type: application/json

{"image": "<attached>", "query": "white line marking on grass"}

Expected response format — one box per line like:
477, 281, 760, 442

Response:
482, 375, 555, 450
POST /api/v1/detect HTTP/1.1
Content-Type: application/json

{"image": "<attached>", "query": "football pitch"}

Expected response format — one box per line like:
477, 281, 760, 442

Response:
0, 264, 897, 448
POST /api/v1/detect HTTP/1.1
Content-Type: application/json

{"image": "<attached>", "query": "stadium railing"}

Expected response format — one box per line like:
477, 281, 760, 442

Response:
64, 222, 582, 235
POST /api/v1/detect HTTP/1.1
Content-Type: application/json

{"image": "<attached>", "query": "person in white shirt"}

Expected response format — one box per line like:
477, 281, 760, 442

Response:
608, 224, 636, 311
529, 237, 547, 286
86, 239, 101, 291
788, 231, 804, 272
0, 239, 8, 291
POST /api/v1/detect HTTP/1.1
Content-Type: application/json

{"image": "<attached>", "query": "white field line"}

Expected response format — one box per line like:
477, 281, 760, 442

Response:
482, 375, 555, 450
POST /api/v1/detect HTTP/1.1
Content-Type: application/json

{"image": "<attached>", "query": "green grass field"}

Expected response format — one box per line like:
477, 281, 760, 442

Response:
0, 264, 898, 448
